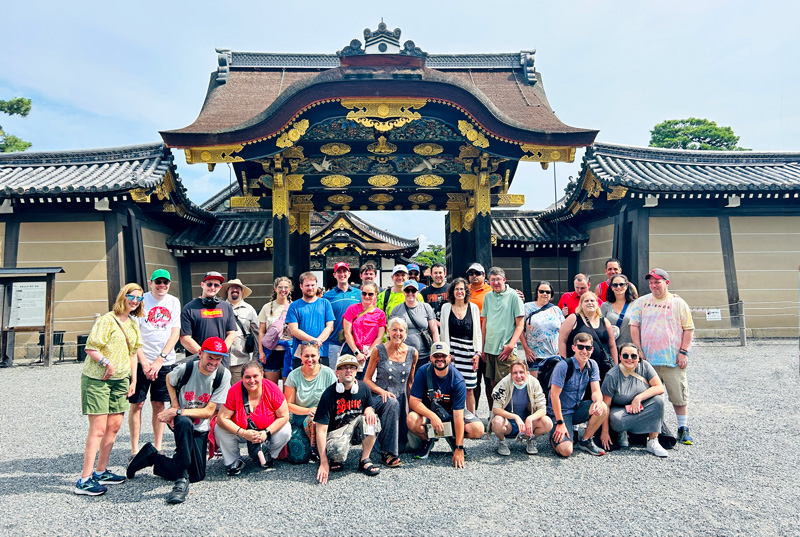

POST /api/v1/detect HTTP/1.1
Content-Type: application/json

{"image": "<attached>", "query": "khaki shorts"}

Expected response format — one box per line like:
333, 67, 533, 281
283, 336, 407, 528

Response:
485, 352, 515, 383
326, 415, 382, 464
81, 375, 130, 415
654, 365, 688, 406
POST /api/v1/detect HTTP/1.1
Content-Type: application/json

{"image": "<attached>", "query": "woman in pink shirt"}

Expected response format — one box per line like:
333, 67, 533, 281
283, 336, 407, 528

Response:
342, 282, 387, 378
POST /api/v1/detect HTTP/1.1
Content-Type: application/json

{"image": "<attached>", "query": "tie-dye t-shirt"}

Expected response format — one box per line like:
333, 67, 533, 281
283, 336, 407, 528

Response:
628, 293, 694, 367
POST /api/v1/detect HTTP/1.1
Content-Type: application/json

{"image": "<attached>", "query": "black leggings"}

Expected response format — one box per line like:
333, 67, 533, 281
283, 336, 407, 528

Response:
153, 416, 208, 483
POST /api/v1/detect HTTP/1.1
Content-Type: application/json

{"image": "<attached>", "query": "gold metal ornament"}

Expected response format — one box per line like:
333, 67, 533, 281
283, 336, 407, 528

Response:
413, 143, 444, 156
320, 143, 351, 156
231, 196, 261, 208
276, 119, 310, 148
414, 174, 444, 187
519, 144, 576, 163
340, 99, 427, 132
497, 194, 525, 207
287, 175, 304, 191
328, 194, 353, 205
367, 136, 397, 155
607, 186, 629, 201
264, 238, 273, 248
184, 145, 245, 164
129, 188, 151, 203
320, 175, 352, 188
408, 193, 433, 204
369, 193, 394, 204
368, 175, 398, 187
457, 121, 489, 149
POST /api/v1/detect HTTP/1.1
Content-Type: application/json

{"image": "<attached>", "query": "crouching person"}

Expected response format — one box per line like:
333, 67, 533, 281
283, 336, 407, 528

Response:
215, 360, 291, 475
127, 337, 231, 504
548, 332, 608, 458
315, 354, 381, 484
491, 358, 553, 456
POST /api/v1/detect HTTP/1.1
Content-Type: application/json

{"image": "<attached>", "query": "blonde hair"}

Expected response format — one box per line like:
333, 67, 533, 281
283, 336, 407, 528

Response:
113, 283, 145, 317
509, 358, 528, 373
575, 291, 600, 319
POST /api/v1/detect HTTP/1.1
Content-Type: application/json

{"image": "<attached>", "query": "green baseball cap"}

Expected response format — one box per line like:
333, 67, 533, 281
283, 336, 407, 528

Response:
150, 269, 172, 281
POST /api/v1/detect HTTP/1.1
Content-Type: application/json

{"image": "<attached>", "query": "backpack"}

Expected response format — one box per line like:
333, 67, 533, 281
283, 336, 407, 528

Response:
174, 359, 224, 396
537, 356, 593, 406
286, 424, 312, 464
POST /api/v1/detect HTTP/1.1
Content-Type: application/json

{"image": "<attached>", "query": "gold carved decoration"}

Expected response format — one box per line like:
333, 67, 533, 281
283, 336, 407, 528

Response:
163, 202, 176, 213
320, 175, 351, 188
408, 193, 433, 204
394, 205, 403, 210
414, 174, 444, 187
413, 143, 443, 156
580, 201, 594, 211
584, 171, 603, 198
320, 143, 351, 156
497, 194, 525, 207
328, 194, 353, 205
474, 179, 491, 216
129, 188, 150, 203
459, 174, 477, 190
491, 234, 498, 245
287, 175, 304, 191
184, 144, 245, 164
231, 196, 260, 208
607, 186, 628, 201
276, 119, 309, 148
288, 213, 297, 233
369, 193, 393, 204
282, 146, 305, 160
449, 210, 463, 232
340, 98, 427, 132
519, 145, 576, 163
457, 121, 489, 149
154, 172, 175, 200
360, 205, 368, 210
412, 205, 420, 210
273, 184, 288, 218
368, 175, 398, 188
264, 238, 273, 248
462, 209, 476, 231
367, 136, 397, 155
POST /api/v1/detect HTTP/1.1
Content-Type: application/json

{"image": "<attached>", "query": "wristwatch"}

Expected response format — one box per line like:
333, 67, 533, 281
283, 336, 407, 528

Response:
176, 408, 183, 416
455, 445, 465, 451
556, 419, 564, 425
159, 352, 168, 359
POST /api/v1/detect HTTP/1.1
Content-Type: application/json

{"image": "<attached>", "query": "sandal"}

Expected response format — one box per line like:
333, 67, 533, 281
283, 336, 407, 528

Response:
380, 452, 402, 468
358, 458, 380, 476
329, 461, 344, 473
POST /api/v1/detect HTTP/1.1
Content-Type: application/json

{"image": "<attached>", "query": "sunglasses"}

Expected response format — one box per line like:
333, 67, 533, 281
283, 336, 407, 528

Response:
404, 289, 417, 294
153, 279, 170, 285
611, 282, 628, 288
467, 271, 481, 276
204, 282, 222, 288
361, 292, 375, 297
300, 341, 319, 347
621, 353, 639, 360
538, 289, 552, 295
575, 344, 593, 351
431, 354, 448, 359
125, 294, 145, 303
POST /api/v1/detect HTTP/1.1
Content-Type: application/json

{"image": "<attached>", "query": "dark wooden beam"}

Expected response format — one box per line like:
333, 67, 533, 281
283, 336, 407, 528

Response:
521, 256, 532, 302
3, 219, 19, 268
718, 215, 741, 327
103, 213, 124, 311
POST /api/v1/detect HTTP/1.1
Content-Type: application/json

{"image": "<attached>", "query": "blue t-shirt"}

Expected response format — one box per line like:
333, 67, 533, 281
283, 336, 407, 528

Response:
546, 357, 600, 416
285, 298, 336, 357
322, 286, 361, 341
410, 363, 467, 416
505, 385, 531, 419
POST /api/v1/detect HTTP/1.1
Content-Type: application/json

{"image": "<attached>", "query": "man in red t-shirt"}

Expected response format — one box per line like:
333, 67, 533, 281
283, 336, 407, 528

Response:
558, 273, 603, 316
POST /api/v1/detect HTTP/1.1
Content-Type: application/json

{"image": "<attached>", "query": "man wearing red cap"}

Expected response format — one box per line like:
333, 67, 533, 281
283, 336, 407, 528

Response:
127, 337, 231, 504
629, 268, 695, 445
180, 271, 237, 369
323, 262, 361, 365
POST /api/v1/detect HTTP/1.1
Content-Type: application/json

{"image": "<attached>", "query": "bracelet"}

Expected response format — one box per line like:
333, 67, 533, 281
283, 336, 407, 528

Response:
99, 358, 109, 367
237, 427, 243, 437
678, 348, 689, 356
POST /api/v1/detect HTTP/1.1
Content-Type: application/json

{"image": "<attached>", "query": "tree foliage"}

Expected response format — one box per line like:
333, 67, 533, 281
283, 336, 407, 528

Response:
649, 117, 747, 151
1, 97, 33, 153
413, 244, 445, 267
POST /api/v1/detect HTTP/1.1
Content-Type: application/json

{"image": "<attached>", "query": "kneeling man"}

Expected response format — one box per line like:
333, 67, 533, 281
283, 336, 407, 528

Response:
491, 358, 553, 456
407, 342, 484, 468
315, 354, 380, 484
127, 337, 230, 504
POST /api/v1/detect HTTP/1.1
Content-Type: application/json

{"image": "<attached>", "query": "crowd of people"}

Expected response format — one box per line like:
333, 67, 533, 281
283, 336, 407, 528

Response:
75, 258, 695, 502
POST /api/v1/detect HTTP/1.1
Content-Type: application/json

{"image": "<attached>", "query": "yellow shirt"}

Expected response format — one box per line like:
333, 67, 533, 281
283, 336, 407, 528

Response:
83, 312, 142, 380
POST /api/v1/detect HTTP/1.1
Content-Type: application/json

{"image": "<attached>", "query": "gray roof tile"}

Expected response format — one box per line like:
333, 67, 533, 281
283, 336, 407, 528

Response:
492, 210, 588, 244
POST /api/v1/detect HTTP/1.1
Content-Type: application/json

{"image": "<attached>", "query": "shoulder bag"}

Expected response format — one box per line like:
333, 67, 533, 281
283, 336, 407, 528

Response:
405, 304, 433, 349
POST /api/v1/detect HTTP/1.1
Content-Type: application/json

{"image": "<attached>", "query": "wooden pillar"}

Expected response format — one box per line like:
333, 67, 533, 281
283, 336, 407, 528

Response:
521, 257, 532, 301
3, 221, 19, 361
43, 273, 56, 367
718, 215, 741, 327
289, 195, 313, 280
472, 165, 493, 272
272, 173, 290, 279
446, 195, 471, 277
104, 213, 124, 311
631, 209, 650, 290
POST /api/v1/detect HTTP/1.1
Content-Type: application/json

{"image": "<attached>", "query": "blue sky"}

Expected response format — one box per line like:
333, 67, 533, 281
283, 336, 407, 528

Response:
3, 1, 798, 251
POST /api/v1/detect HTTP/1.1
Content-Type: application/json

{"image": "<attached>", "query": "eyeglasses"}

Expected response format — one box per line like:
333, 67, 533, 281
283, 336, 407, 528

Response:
538, 289, 552, 295
361, 292, 375, 297
404, 289, 417, 294
299, 341, 319, 347
125, 294, 145, 303
621, 353, 639, 360
611, 282, 628, 288
204, 282, 222, 288
453, 287, 466, 293
337, 365, 358, 371
153, 279, 170, 285
575, 344, 593, 351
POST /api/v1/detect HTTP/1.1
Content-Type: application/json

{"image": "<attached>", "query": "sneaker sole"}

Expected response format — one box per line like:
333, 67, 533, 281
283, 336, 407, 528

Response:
497, 448, 511, 456
74, 487, 107, 496
95, 479, 126, 485
577, 445, 605, 456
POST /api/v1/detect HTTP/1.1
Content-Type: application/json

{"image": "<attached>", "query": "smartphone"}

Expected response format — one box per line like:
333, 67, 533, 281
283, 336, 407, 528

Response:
625, 403, 643, 413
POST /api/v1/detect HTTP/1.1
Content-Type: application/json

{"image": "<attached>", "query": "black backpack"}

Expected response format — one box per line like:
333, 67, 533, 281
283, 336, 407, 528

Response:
538, 356, 593, 407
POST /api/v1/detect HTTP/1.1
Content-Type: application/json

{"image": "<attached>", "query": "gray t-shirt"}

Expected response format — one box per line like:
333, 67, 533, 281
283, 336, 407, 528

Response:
390, 302, 437, 359
168, 362, 231, 433
600, 301, 633, 347
600, 360, 657, 407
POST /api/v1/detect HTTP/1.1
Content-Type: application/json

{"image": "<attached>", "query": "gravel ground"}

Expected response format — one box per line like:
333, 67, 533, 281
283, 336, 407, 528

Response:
0, 340, 798, 536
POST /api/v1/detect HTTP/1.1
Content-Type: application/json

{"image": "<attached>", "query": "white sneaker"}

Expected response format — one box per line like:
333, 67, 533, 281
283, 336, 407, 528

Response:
646, 437, 668, 458
497, 440, 511, 456
617, 431, 629, 448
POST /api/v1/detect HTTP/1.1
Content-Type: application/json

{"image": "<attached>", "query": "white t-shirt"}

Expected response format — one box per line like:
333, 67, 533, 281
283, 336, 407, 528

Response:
137, 292, 181, 365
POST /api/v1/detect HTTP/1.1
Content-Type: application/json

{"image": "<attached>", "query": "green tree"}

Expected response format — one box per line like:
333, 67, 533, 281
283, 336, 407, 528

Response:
649, 117, 747, 150
1, 97, 33, 153
413, 244, 445, 267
